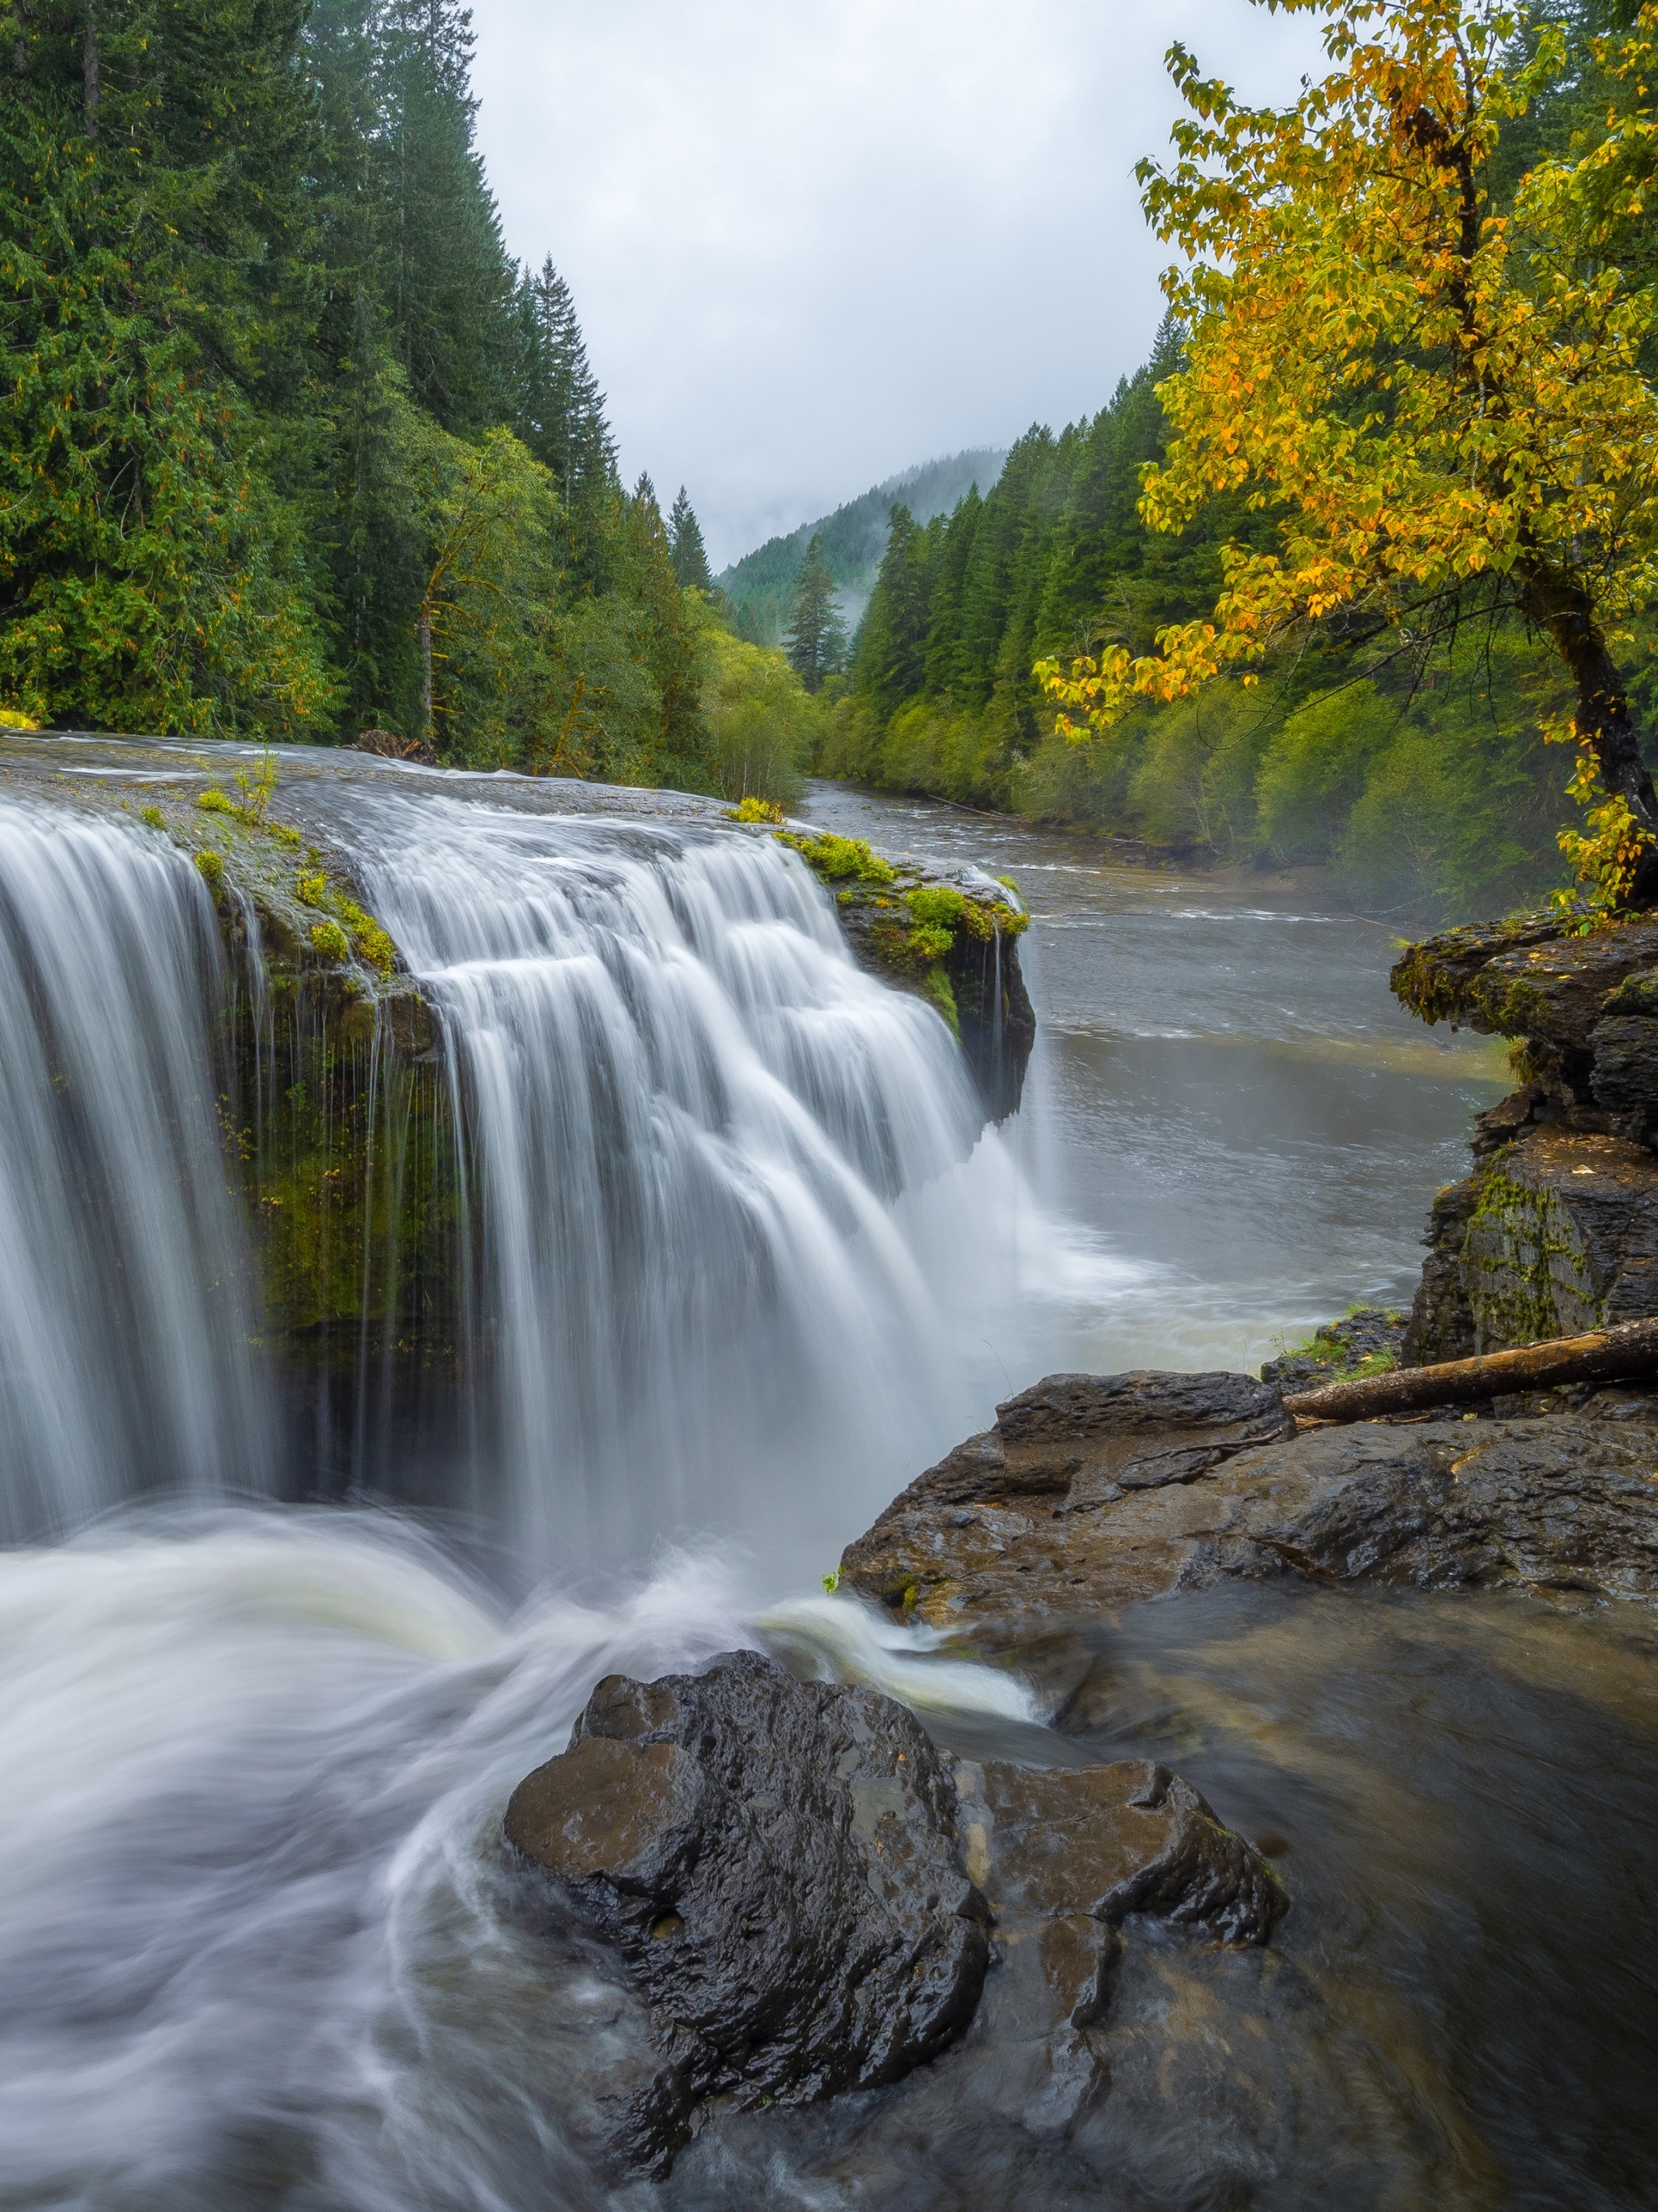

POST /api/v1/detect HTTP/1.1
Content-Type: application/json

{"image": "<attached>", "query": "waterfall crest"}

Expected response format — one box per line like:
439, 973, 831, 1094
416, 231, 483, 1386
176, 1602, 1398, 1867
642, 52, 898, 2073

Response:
0, 786, 1045, 1566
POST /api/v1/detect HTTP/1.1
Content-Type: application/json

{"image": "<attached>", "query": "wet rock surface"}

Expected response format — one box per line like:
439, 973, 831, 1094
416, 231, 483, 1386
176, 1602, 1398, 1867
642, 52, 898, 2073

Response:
840, 1370, 1658, 1626
1405, 1127, 1658, 1362
504, 1651, 988, 2172
503, 1650, 1283, 2178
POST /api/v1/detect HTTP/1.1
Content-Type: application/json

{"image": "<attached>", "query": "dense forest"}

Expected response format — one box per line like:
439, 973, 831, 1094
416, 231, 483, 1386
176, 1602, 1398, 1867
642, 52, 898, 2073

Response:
0, 0, 801, 793
818, 331, 1574, 917
718, 450, 1005, 649
822, 0, 1658, 921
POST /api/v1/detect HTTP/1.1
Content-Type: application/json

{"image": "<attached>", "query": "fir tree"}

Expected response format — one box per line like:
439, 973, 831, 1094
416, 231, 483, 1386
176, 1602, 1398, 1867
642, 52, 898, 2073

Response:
376, 0, 518, 433
783, 535, 846, 693
668, 488, 712, 593
513, 258, 616, 498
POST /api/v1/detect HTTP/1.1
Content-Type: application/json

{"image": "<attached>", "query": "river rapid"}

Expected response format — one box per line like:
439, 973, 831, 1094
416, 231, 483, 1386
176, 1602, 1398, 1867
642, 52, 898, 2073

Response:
0, 751, 1652, 2210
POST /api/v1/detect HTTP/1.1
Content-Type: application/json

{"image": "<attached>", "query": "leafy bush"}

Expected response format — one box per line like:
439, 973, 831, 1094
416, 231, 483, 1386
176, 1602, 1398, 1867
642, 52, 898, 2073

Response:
700, 626, 820, 804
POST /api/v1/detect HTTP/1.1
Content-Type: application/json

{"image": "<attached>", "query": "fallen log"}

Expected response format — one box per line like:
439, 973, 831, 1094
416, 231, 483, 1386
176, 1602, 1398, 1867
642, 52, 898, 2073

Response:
1282, 1317, 1658, 1426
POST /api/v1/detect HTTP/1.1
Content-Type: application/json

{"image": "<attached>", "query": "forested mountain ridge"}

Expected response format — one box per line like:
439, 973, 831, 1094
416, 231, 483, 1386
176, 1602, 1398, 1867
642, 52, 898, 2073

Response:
0, 0, 755, 791
718, 449, 1006, 649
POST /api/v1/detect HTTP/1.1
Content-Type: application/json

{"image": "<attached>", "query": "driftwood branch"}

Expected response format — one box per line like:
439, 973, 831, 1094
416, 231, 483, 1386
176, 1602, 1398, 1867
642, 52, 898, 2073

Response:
1282, 1317, 1658, 1425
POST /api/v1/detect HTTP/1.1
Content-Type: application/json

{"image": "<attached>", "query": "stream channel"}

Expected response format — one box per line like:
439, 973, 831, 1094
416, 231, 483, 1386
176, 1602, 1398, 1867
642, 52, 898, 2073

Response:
0, 753, 1652, 2209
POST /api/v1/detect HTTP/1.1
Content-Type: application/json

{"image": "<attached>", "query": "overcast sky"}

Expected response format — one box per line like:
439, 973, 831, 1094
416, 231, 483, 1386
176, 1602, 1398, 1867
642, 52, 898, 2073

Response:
469, 1, 1325, 572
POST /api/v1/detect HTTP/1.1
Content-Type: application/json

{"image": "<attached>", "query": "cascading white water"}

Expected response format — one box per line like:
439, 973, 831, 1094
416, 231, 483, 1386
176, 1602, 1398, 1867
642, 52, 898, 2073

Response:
341, 792, 1005, 1572
0, 802, 270, 1537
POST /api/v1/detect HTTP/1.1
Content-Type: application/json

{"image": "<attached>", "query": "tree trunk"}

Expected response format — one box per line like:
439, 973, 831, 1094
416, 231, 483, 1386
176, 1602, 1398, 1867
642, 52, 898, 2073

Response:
418, 611, 434, 748
83, 1, 97, 138
1520, 555, 1658, 908
1282, 1316, 1658, 1423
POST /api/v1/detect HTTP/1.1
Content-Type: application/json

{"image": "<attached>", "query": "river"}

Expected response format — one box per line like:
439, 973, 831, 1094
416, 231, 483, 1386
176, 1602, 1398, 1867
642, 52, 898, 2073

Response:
797, 778, 1510, 1373
0, 749, 1651, 2211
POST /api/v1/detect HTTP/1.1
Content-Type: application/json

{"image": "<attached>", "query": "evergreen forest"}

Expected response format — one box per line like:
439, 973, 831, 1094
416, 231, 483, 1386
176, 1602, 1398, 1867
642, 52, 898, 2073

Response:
0, 0, 793, 791
821, 325, 1641, 921
717, 449, 1005, 649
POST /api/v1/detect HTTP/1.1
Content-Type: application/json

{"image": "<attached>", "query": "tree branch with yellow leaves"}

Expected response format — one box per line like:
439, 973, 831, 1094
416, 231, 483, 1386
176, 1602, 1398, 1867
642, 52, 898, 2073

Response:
1038, 0, 1658, 912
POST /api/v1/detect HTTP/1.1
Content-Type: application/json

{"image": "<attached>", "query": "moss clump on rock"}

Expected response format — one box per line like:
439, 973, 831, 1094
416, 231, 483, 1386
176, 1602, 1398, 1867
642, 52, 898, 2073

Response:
776, 831, 896, 886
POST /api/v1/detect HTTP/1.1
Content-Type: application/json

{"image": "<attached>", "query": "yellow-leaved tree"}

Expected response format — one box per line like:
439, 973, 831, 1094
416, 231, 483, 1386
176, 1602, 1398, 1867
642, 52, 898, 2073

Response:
1038, 1, 1658, 909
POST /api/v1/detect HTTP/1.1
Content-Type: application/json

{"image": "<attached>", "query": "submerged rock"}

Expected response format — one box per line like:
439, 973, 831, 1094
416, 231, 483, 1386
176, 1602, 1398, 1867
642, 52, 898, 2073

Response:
840, 1370, 1658, 1625
503, 1650, 1282, 2176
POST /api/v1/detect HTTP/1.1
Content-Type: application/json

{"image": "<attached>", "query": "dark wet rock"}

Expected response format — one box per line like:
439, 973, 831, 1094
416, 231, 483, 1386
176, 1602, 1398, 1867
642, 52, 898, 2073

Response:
503, 1653, 1285, 2179
1390, 913, 1658, 1045
504, 1651, 989, 2173
1405, 1129, 1658, 1360
840, 1372, 1295, 1619
958, 1756, 1283, 1950
840, 1370, 1658, 1626
1388, 912, 1567, 1027
818, 851, 1035, 1121
1589, 1013, 1658, 1117
1261, 1305, 1407, 1394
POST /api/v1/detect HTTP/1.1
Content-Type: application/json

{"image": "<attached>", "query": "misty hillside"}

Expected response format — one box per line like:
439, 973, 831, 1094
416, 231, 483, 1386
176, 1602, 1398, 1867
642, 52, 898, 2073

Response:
717, 448, 1006, 646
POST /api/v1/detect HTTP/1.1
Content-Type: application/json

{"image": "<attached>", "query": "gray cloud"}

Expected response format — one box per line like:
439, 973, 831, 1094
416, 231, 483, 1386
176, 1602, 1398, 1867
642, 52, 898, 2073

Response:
469, 1, 1324, 568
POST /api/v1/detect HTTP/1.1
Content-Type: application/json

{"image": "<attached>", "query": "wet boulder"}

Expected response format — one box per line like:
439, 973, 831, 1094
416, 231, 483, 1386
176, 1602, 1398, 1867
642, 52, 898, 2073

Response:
504, 1651, 990, 2173
840, 1370, 1658, 1626
840, 1370, 1295, 1619
504, 1650, 1288, 2184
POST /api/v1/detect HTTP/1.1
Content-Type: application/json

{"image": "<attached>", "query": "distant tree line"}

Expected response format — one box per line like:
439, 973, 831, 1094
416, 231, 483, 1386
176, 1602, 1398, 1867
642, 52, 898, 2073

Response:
0, 0, 749, 787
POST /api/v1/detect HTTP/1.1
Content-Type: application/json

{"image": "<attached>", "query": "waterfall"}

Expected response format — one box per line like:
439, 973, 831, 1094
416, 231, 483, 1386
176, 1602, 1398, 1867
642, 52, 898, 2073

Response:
341, 791, 988, 1572
0, 802, 270, 1538
0, 782, 1048, 1570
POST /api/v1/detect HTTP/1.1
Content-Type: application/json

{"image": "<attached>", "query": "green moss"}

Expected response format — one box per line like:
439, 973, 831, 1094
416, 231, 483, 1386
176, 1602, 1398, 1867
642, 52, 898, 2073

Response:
776, 830, 896, 885
1601, 968, 1658, 1016
310, 920, 351, 961
908, 922, 954, 962
1463, 1168, 1595, 1344
196, 849, 224, 891
139, 804, 165, 831
728, 796, 784, 824
906, 884, 967, 929
920, 963, 959, 1036
197, 788, 237, 816
296, 868, 396, 975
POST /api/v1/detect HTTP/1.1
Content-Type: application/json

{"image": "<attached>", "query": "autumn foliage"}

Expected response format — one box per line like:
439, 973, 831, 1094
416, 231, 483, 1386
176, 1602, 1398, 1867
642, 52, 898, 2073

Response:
1039, 1, 1658, 910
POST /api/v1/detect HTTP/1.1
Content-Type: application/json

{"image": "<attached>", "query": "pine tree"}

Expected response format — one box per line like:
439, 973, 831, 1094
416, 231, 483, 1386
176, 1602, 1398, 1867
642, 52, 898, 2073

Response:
852, 510, 930, 713
783, 535, 847, 693
668, 488, 712, 593
376, 0, 518, 434
513, 259, 617, 498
